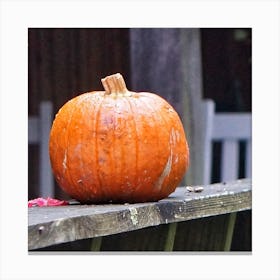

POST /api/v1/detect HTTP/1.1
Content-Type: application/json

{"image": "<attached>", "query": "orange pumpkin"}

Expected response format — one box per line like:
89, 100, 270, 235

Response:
49, 73, 189, 203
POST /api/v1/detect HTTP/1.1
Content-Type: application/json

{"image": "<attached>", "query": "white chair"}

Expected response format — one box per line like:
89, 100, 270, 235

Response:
202, 99, 252, 250
28, 101, 54, 197
202, 100, 252, 184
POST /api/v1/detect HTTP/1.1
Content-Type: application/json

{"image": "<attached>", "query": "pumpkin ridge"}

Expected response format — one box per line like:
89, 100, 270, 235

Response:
109, 97, 125, 199
126, 95, 152, 197
94, 95, 107, 200
110, 97, 121, 199
49, 98, 78, 182
155, 113, 173, 193
63, 97, 83, 197
77, 94, 96, 200
122, 96, 139, 198
159, 109, 185, 196
136, 95, 162, 193
141, 93, 184, 197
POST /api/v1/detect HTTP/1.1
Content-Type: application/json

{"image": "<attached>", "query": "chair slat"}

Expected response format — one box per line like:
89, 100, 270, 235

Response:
201, 100, 215, 185
212, 113, 251, 140
245, 140, 252, 178
221, 140, 239, 181
39, 102, 54, 197
28, 117, 39, 143
29, 101, 54, 197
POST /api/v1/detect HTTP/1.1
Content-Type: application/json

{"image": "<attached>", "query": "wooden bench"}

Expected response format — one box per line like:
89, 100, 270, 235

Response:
28, 178, 251, 251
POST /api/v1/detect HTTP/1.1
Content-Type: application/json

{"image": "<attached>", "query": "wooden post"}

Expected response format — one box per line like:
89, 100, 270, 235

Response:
90, 237, 103, 251
179, 28, 207, 185
164, 223, 178, 251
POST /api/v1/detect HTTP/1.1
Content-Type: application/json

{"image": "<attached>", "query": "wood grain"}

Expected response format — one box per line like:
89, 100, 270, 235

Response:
28, 178, 251, 250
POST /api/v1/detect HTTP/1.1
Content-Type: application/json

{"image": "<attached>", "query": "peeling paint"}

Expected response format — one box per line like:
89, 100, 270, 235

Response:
174, 214, 184, 219
129, 207, 138, 226
54, 219, 63, 227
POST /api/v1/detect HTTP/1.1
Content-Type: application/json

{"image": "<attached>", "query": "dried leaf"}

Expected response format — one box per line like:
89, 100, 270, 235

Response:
28, 197, 69, 207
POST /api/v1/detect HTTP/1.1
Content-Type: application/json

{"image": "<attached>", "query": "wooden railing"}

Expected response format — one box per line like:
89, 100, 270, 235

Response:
28, 178, 251, 251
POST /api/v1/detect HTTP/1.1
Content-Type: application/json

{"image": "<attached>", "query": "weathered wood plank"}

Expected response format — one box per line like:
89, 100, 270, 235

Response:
28, 179, 251, 250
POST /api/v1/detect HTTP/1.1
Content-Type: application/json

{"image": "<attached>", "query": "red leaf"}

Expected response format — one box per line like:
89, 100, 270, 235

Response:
28, 197, 69, 207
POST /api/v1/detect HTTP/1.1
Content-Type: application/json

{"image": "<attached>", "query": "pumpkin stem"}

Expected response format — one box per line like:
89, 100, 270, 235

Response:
101, 73, 129, 95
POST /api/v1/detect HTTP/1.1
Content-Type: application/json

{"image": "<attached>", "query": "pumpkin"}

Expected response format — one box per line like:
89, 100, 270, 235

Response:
49, 73, 189, 203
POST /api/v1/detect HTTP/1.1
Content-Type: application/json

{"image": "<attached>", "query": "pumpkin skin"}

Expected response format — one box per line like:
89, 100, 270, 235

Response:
49, 73, 189, 203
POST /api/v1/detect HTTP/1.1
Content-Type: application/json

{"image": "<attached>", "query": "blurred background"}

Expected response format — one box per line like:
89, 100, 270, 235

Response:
28, 28, 251, 199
